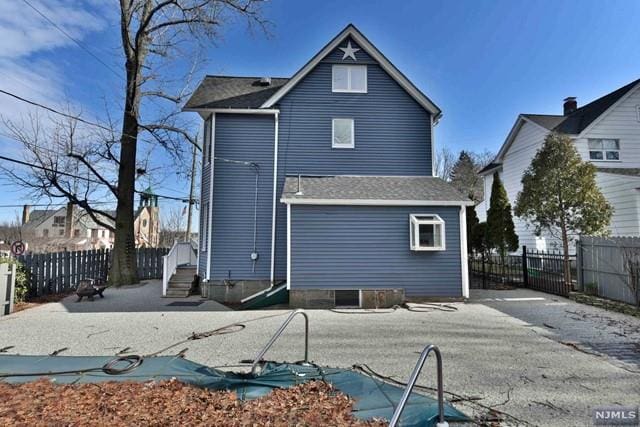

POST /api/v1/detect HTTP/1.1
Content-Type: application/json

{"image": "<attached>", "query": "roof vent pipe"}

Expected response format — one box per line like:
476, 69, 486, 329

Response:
296, 174, 303, 196
563, 97, 577, 115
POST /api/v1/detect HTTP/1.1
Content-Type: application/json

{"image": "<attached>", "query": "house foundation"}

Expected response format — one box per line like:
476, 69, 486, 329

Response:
289, 289, 405, 309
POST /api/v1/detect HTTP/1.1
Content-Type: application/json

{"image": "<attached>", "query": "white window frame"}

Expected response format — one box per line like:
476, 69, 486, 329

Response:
332, 64, 367, 93
636, 105, 640, 122
588, 138, 620, 162
332, 118, 355, 149
409, 214, 446, 251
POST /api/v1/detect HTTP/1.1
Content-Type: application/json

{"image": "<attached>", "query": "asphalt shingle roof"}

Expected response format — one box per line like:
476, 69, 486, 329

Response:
521, 114, 567, 131
281, 175, 472, 204
554, 79, 640, 134
184, 76, 289, 110
520, 79, 640, 134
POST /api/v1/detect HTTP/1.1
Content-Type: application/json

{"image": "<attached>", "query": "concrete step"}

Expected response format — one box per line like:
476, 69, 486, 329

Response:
168, 282, 192, 289
165, 289, 190, 298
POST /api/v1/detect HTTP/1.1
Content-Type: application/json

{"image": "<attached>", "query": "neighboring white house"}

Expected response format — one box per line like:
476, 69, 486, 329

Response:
477, 78, 640, 251
22, 205, 115, 253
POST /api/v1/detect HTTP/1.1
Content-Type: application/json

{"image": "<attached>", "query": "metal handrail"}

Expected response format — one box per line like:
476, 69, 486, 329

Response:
250, 309, 309, 375
389, 344, 448, 427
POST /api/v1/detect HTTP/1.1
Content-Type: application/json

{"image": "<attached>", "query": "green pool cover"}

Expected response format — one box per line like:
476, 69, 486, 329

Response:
0, 355, 468, 426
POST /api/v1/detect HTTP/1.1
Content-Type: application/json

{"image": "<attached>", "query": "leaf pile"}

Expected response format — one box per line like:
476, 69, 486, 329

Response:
0, 379, 386, 426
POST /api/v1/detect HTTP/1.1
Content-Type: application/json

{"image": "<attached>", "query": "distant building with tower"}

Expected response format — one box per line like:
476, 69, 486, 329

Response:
134, 187, 160, 248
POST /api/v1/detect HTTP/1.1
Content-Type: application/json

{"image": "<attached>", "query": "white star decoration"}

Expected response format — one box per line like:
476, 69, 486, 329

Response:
339, 41, 360, 61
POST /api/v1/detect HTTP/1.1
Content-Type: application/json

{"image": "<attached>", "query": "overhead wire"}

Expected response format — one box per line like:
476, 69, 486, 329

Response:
0, 154, 196, 202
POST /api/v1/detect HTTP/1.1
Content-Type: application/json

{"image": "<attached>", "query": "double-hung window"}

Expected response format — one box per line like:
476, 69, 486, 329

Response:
332, 65, 367, 93
409, 214, 445, 251
332, 118, 354, 148
588, 139, 620, 161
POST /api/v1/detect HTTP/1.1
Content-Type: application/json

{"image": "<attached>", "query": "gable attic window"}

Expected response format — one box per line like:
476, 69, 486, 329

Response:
409, 214, 445, 251
588, 139, 620, 161
332, 65, 367, 93
332, 118, 354, 148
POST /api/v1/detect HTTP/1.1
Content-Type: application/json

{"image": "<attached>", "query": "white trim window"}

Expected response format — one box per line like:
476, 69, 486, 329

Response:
332, 118, 355, 148
588, 138, 620, 161
332, 65, 367, 93
409, 214, 445, 251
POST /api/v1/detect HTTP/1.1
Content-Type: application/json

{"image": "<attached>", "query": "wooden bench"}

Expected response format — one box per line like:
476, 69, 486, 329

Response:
76, 279, 108, 302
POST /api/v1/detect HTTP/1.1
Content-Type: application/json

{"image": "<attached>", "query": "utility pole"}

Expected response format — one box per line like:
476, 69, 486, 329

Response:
184, 139, 197, 242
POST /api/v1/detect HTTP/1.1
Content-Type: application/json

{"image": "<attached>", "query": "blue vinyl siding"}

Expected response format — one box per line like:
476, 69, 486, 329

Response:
272, 38, 433, 279
290, 205, 462, 297
209, 113, 275, 280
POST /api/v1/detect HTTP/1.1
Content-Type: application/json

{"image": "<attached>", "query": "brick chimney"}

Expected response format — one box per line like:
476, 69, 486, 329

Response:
563, 97, 577, 115
22, 205, 30, 225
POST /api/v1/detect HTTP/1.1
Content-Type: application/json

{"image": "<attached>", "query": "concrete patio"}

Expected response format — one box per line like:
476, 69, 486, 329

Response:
1, 282, 639, 426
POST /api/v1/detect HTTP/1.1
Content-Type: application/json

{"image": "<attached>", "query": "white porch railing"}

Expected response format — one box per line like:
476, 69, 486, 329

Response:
162, 240, 197, 296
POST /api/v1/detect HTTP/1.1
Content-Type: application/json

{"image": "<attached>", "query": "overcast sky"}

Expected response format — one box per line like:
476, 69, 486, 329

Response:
1, 0, 639, 223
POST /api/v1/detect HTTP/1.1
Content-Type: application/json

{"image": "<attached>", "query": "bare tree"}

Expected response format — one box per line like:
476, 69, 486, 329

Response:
159, 207, 186, 247
1, 112, 120, 231
2, 1, 268, 285
0, 215, 22, 244
109, 0, 268, 285
434, 146, 456, 181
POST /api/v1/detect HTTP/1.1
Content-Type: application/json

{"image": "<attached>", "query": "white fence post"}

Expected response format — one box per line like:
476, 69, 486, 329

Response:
1, 263, 16, 316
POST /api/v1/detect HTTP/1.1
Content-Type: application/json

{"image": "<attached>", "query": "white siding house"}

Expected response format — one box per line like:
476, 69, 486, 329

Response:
477, 79, 640, 252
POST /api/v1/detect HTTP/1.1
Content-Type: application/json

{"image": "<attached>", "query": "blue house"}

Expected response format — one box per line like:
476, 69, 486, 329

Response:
184, 24, 472, 308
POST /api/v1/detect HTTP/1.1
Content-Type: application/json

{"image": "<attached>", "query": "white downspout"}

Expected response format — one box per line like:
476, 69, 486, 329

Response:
206, 113, 215, 281
270, 112, 279, 286
459, 205, 469, 298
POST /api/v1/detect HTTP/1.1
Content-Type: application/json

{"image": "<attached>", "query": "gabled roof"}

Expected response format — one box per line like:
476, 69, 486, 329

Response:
184, 76, 289, 110
486, 78, 640, 171
23, 209, 61, 228
521, 114, 566, 131
281, 175, 473, 206
261, 24, 441, 118
478, 162, 502, 175
555, 78, 640, 134
184, 24, 441, 119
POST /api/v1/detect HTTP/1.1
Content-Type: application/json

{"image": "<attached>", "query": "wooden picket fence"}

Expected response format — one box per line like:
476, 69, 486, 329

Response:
17, 248, 168, 297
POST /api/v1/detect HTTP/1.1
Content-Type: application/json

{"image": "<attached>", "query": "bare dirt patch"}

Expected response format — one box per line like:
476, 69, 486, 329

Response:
0, 379, 385, 426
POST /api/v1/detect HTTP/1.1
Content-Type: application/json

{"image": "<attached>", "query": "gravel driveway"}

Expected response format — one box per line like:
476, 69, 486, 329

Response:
1, 282, 639, 426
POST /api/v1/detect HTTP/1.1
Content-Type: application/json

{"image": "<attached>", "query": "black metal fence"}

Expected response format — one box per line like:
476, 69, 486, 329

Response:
469, 246, 575, 297
17, 248, 168, 297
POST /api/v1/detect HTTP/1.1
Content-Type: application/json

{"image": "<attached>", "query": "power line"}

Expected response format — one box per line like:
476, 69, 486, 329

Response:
22, 0, 123, 80
0, 154, 196, 202
0, 89, 113, 132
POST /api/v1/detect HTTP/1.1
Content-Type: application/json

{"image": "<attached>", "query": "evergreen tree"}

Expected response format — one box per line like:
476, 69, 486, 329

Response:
465, 205, 480, 254
515, 132, 612, 285
486, 172, 519, 260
